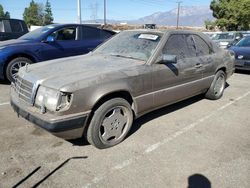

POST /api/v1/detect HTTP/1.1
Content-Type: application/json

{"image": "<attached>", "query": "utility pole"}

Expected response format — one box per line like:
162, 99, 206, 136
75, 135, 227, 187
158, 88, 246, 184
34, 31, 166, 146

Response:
176, 1, 182, 29
77, 0, 82, 24
104, 0, 107, 25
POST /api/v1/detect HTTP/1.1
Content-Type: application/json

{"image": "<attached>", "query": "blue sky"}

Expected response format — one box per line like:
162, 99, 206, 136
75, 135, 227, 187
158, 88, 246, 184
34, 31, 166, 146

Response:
0, 0, 211, 23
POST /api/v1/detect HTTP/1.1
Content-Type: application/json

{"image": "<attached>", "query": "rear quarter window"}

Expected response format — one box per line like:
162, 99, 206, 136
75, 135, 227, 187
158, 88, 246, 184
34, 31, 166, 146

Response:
163, 34, 196, 59
82, 26, 100, 40
193, 35, 211, 56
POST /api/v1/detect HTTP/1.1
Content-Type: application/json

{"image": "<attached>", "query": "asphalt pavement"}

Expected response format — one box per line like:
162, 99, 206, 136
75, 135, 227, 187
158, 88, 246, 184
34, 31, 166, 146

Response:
0, 72, 249, 188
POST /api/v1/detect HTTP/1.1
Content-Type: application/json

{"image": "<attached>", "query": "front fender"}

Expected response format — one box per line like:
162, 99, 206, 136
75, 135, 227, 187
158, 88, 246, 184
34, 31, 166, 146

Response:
70, 81, 134, 114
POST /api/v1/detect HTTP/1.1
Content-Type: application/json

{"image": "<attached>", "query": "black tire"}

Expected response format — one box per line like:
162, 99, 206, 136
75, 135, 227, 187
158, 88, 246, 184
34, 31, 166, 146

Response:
6, 57, 33, 82
205, 70, 226, 100
87, 98, 133, 149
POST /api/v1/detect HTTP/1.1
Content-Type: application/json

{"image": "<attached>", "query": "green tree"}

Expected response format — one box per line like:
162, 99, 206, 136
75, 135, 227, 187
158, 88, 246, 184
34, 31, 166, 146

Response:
23, 0, 43, 27
210, 0, 250, 31
4, 11, 10, 19
43, 0, 53, 25
204, 19, 216, 30
0, 4, 11, 18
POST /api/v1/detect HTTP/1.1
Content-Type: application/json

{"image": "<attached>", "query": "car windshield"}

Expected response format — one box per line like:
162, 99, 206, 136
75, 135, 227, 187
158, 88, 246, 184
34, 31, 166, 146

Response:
212, 33, 235, 40
235, 37, 250, 47
19, 25, 56, 40
94, 30, 162, 61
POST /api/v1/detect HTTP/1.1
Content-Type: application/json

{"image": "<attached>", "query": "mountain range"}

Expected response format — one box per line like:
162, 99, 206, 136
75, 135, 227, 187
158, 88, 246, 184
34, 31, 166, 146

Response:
85, 6, 214, 27
135, 6, 214, 27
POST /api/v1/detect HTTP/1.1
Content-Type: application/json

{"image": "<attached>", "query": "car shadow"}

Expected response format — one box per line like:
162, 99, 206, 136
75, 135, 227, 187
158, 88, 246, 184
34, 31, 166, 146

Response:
0, 80, 10, 85
127, 94, 204, 138
69, 136, 90, 146
166, 63, 179, 76
187, 174, 211, 188
235, 69, 250, 75
12, 156, 88, 188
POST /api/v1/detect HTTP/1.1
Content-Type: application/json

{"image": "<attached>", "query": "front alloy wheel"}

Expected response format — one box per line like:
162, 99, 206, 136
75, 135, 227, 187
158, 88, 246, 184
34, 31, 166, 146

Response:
87, 98, 133, 149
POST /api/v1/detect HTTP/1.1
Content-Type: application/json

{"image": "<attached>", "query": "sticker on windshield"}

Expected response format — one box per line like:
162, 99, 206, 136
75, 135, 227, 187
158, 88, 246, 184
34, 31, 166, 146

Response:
138, 34, 159, 40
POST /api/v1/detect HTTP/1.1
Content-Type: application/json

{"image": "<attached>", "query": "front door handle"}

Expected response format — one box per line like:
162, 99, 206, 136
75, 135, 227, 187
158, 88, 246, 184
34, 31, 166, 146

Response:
195, 63, 203, 68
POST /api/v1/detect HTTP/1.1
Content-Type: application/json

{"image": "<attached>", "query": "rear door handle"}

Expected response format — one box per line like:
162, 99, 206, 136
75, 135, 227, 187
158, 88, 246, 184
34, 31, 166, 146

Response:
195, 63, 203, 68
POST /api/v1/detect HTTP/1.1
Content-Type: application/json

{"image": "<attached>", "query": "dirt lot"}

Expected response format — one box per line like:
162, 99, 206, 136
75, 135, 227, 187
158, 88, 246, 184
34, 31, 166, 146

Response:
0, 72, 249, 188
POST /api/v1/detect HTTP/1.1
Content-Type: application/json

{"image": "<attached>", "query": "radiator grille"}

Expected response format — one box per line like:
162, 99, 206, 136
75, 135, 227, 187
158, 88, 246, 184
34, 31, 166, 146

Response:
15, 76, 34, 104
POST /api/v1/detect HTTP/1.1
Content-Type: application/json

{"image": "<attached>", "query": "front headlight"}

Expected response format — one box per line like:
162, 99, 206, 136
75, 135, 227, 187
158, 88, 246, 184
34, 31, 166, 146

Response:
220, 41, 229, 46
35, 86, 72, 112
237, 55, 244, 59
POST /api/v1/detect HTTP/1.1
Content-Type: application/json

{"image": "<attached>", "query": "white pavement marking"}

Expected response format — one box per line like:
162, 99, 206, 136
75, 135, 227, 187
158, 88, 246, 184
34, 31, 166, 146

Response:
0, 102, 10, 106
83, 90, 250, 188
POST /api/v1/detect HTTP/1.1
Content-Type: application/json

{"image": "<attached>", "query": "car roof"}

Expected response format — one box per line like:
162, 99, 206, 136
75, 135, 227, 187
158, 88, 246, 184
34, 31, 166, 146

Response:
120, 29, 213, 45
46, 23, 115, 33
124, 29, 204, 35
47, 23, 99, 27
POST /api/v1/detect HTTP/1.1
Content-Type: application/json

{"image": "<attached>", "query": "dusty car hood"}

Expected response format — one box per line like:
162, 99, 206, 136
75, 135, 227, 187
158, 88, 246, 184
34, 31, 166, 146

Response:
19, 53, 145, 91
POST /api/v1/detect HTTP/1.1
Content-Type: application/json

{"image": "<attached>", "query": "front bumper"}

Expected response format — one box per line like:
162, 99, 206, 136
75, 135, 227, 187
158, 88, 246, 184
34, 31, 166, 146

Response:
11, 96, 89, 140
235, 59, 250, 71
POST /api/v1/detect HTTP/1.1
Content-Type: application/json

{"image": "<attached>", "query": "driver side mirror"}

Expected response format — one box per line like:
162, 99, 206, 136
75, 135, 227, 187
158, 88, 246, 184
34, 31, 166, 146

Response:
45, 35, 56, 43
158, 54, 177, 64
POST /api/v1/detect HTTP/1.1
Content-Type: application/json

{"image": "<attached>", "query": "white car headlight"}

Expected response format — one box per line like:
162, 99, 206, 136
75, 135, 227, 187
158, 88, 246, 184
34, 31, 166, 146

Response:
238, 55, 244, 59
35, 86, 72, 112
220, 41, 229, 46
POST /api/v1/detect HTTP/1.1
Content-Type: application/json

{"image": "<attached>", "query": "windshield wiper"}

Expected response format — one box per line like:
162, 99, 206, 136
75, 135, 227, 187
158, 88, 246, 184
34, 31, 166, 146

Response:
109, 53, 143, 61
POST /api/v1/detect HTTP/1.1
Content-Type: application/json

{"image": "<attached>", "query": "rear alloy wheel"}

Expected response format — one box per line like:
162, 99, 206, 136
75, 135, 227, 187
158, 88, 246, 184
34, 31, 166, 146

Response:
87, 98, 133, 149
6, 57, 32, 82
205, 70, 226, 100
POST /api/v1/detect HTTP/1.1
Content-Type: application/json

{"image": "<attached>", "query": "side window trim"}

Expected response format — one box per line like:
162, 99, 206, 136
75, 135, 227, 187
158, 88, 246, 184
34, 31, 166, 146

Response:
50, 27, 77, 41
75, 26, 80, 40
